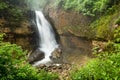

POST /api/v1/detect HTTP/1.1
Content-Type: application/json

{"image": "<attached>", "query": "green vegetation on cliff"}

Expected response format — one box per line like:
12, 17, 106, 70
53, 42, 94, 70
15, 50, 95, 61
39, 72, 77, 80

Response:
0, 0, 27, 27
55, 0, 120, 40
57, 0, 120, 16
90, 5, 120, 40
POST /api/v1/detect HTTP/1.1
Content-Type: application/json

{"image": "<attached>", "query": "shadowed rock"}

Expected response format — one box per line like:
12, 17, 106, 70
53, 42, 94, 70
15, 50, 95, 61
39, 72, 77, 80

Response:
28, 48, 45, 64
50, 47, 63, 63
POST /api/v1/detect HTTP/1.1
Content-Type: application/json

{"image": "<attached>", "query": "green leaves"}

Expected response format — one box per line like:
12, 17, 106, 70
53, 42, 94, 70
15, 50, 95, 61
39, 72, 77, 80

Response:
0, 1, 8, 10
0, 0, 26, 26
0, 34, 58, 80
71, 53, 120, 80
114, 27, 120, 43
8, 7, 23, 22
57, 0, 118, 16
0, 33, 5, 43
71, 42, 120, 80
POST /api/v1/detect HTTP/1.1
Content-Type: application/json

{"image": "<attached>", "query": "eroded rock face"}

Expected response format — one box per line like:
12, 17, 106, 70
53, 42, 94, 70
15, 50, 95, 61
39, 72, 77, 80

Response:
44, 5, 94, 38
43, 3, 94, 65
50, 47, 63, 63
0, 18, 37, 50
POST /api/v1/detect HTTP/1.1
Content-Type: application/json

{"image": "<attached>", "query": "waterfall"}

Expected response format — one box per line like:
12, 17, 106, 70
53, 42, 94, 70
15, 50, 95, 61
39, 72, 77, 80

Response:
33, 11, 58, 66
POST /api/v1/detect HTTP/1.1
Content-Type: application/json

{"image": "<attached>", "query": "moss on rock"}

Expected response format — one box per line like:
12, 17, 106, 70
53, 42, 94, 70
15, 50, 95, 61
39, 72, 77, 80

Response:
90, 5, 120, 40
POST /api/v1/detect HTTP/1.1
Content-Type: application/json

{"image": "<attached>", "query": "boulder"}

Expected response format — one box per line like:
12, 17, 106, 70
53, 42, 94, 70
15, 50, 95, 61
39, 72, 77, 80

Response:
50, 47, 63, 63
28, 48, 45, 64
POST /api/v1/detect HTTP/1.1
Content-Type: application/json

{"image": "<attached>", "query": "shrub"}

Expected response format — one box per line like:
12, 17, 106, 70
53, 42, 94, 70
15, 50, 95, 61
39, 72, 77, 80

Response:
115, 17, 120, 25
0, 1, 8, 10
71, 42, 120, 80
113, 27, 120, 43
0, 0, 27, 26
0, 34, 58, 80
90, 4, 120, 40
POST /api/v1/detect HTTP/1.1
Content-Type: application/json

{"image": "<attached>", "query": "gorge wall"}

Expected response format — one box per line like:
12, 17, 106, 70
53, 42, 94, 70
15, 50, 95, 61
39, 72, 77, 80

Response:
43, 3, 94, 64
0, 17, 38, 50
0, 1, 94, 64
0, 2, 94, 65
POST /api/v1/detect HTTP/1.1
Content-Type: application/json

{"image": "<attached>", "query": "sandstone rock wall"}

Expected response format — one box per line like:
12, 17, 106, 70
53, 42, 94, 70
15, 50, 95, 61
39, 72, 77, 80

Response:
43, 3, 94, 64
0, 17, 37, 50
44, 6, 94, 37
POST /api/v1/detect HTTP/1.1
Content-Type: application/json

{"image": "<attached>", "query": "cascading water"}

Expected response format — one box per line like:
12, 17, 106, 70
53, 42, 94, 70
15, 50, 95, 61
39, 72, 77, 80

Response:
33, 11, 59, 66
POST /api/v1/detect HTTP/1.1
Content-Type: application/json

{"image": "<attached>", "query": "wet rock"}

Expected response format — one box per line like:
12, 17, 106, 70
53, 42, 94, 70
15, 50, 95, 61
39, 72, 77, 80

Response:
28, 48, 45, 64
51, 47, 62, 58
37, 63, 72, 80
37, 64, 46, 69
50, 47, 63, 63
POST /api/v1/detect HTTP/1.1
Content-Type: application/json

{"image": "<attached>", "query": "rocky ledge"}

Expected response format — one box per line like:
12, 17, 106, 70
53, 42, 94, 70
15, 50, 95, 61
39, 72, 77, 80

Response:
37, 63, 72, 80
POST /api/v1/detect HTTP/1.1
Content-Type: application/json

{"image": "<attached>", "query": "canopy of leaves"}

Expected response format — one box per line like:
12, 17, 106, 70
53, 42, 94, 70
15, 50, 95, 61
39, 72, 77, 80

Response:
57, 0, 120, 16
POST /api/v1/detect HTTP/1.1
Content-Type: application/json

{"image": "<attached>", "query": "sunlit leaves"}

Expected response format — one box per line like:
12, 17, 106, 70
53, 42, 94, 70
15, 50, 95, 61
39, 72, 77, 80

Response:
71, 43, 120, 80
0, 34, 58, 80
57, 0, 118, 16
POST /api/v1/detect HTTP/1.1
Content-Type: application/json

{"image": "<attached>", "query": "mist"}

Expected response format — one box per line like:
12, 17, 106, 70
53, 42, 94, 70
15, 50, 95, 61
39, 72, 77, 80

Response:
25, 0, 50, 10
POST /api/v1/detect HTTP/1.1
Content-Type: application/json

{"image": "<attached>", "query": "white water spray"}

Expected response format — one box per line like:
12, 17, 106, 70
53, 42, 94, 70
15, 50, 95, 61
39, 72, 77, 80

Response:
33, 11, 58, 66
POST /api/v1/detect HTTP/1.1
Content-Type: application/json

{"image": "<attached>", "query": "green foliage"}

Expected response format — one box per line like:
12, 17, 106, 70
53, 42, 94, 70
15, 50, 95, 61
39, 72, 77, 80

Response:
56, 0, 120, 16
0, 1, 8, 10
115, 16, 120, 25
0, 33, 5, 42
113, 27, 120, 43
90, 4, 120, 40
71, 42, 120, 80
0, 0, 26, 25
0, 34, 58, 80
91, 14, 113, 40
8, 7, 24, 22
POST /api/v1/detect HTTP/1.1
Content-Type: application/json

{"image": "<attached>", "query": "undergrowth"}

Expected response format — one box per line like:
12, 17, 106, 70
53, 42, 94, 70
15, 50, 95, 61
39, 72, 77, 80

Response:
71, 27, 120, 80
0, 33, 58, 80
90, 5, 120, 40
71, 40, 120, 80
